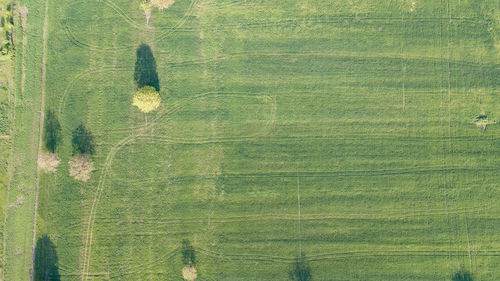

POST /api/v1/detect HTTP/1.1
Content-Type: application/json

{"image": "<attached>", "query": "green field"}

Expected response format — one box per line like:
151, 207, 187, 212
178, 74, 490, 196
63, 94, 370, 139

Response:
3, 0, 500, 280
0, 54, 10, 281
0, 0, 14, 279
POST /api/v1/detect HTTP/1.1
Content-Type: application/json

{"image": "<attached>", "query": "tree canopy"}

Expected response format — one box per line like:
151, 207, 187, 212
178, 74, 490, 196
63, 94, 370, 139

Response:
43, 110, 62, 153
72, 124, 95, 155
133, 86, 161, 113
134, 44, 160, 91
150, 0, 175, 10
34, 235, 60, 281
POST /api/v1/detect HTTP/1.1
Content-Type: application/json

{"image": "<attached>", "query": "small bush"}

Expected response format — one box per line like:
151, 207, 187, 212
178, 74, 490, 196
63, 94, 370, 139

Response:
38, 152, 60, 173
68, 154, 94, 182
133, 86, 161, 113
182, 265, 197, 281
150, 0, 175, 10
0, 2, 14, 55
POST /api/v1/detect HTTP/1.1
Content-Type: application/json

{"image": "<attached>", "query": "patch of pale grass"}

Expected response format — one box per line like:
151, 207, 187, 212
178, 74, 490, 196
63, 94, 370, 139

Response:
8, 196, 24, 210
38, 152, 60, 173
195, 4, 205, 18
14, 248, 22, 256
182, 265, 197, 281
410, 1, 417, 12
15, 197, 23, 207
69, 154, 95, 182
18, 6, 28, 30
475, 119, 488, 131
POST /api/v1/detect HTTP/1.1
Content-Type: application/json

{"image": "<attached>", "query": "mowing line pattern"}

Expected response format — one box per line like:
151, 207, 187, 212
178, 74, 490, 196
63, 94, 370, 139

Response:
22, 0, 500, 280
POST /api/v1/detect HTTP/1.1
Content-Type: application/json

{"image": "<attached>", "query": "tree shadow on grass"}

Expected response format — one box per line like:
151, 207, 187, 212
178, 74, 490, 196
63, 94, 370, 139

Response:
43, 110, 61, 153
452, 269, 473, 281
134, 44, 160, 92
181, 239, 195, 265
289, 252, 312, 281
34, 235, 60, 281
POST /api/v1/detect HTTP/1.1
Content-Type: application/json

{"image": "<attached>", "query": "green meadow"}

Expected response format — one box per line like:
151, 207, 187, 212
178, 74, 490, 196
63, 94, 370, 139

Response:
0, 55, 10, 279
3, 0, 500, 280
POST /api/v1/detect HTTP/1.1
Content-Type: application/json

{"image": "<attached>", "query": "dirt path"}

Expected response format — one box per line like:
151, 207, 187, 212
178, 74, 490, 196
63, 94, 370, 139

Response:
29, 0, 49, 280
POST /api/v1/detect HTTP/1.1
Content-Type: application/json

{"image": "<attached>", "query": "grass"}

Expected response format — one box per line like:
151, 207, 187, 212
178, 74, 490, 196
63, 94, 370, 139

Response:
4, 0, 500, 280
0, 0, 13, 279
2, 0, 45, 279
0, 138, 9, 281
0, 56, 9, 135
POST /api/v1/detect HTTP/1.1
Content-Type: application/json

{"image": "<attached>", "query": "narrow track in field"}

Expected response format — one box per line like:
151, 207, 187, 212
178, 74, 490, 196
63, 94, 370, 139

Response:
30, 0, 49, 280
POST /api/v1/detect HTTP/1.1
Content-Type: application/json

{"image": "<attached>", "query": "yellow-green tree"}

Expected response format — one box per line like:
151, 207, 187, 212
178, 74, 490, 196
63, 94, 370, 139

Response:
133, 86, 161, 113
